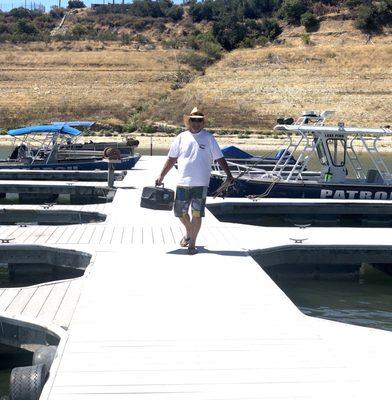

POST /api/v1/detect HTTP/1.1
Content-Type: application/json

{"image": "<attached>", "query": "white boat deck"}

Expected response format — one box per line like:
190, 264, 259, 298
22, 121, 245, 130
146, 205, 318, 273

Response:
0, 156, 391, 399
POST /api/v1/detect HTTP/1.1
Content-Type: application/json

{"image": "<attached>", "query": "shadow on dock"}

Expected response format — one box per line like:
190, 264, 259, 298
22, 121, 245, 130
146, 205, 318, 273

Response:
167, 247, 248, 257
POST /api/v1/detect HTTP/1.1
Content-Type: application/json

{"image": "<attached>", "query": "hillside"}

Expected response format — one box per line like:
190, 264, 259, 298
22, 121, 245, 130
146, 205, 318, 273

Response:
149, 18, 392, 129
0, 3, 390, 131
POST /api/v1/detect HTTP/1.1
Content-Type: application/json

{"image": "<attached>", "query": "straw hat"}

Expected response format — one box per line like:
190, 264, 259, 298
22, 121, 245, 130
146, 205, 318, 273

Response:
183, 107, 205, 127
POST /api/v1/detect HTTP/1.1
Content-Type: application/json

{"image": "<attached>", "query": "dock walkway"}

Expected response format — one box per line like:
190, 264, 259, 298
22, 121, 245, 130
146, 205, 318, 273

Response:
1, 156, 391, 399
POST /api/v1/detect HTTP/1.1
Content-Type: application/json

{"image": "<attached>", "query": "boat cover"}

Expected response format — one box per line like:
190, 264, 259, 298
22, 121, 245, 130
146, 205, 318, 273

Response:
52, 121, 96, 128
8, 125, 81, 136
221, 146, 254, 159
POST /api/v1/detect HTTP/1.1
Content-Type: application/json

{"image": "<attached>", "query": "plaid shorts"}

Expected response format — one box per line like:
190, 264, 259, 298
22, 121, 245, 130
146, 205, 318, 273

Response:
174, 186, 208, 218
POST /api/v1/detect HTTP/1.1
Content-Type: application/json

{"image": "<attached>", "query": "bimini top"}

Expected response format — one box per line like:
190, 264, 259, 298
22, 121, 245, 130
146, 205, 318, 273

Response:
8, 125, 81, 136
274, 124, 392, 136
51, 121, 96, 128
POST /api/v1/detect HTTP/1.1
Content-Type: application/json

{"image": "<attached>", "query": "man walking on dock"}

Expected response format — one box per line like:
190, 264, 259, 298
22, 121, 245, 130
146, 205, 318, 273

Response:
156, 107, 233, 255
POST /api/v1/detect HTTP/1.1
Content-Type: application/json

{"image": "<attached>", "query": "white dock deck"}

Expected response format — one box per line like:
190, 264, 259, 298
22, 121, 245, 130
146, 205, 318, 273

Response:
1, 156, 392, 399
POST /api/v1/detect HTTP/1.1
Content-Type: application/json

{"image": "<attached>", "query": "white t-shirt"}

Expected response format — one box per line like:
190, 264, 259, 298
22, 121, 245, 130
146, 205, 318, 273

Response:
168, 129, 223, 187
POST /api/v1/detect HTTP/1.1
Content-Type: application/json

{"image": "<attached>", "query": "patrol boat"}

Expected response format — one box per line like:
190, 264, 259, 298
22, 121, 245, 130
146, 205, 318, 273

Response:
209, 111, 392, 200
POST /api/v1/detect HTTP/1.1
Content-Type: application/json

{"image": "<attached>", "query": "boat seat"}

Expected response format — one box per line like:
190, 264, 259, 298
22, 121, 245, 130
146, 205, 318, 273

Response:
366, 169, 385, 184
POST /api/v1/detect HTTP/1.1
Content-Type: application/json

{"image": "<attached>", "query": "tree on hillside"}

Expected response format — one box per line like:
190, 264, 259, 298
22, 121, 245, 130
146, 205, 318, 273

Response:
213, 14, 247, 50
14, 19, 38, 34
354, 4, 379, 32
301, 11, 319, 31
9, 7, 33, 19
189, 0, 215, 22
278, 0, 308, 24
68, 0, 86, 9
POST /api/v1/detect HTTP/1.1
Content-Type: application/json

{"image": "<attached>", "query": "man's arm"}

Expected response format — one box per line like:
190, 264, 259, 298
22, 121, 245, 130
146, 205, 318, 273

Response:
216, 157, 234, 182
156, 157, 177, 185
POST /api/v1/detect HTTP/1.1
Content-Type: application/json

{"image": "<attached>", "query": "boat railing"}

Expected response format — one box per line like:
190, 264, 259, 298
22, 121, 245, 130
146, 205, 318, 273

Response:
212, 161, 282, 181
346, 135, 366, 179
272, 130, 315, 182
359, 134, 392, 183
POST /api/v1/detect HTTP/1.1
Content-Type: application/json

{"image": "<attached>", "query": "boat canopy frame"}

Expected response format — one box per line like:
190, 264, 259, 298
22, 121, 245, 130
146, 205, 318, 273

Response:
213, 112, 392, 186
6, 125, 82, 165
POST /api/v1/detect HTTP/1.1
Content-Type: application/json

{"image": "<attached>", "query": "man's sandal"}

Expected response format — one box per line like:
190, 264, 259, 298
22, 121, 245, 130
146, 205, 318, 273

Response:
180, 236, 190, 247
187, 247, 198, 255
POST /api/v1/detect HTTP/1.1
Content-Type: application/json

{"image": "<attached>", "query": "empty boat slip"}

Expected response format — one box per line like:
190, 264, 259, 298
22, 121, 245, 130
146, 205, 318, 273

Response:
0, 156, 391, 400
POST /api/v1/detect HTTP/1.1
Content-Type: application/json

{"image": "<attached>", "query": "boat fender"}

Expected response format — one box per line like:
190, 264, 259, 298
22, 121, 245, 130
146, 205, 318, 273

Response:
103, 147, 121, 160
9, 363, 47, 400
33, 345, 57, 371
126, 137, 140, 147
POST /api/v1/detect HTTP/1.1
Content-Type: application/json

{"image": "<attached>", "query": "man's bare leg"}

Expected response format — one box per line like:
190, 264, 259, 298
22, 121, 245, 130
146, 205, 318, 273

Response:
179, 214, 191, 245
188, 216, 202, 249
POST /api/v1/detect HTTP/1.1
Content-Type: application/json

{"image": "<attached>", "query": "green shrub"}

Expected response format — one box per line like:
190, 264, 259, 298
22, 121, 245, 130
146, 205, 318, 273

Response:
354, 5, 379, 32
123, 119, 139, 133
377, 0, 392, 25
138, 123, 157, 133
256, 36, 269, 46
240, 37, 256, 48
213, 16, 246, 51
156, 124, 177, 134
301, 12, 319, 32
72, 24, 87, 38
279, 0, 308, 24
345, 0, 362, 9
301, 33, 314, 45
121, 33, 132, 45
171, 70, 194, 90
166, 5, 183, 21
179, 50, 212, 71
189, 0, 214, 22
68, 0, 86, 9
130, 0, 165, 18
50, 6, 66, 19
9, 7, 32, 19
13, 19, 38, 37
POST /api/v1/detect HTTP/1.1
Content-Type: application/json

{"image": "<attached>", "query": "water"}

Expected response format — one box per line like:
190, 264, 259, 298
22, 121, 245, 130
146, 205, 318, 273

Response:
0, 370, 10, 400
0, 147, 11, 159
0, 345, 32, 399
276, 271, 392, 332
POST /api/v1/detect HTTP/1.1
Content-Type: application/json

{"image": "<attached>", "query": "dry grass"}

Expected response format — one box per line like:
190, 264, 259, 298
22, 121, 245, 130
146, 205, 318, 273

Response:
0, 43, 183, 128
151, 41, 392, 129
0, 27, 391, 131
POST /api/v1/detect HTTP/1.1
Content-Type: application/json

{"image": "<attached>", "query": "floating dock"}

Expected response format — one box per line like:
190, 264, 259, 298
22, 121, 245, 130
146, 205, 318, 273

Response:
1, 156, 392, 400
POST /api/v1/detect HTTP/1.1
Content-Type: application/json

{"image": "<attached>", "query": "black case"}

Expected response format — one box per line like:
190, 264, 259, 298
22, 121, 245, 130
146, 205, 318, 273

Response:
140, 185, 175, 211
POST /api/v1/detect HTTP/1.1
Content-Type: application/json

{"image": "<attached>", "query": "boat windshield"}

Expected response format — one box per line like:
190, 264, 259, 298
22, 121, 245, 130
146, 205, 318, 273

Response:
326, 138, 346, 167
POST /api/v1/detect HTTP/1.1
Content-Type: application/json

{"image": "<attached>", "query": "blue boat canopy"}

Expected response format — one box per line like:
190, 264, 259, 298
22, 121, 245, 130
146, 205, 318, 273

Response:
51, 121, 96, 128
8, 125, 81, 136
221, 146, 253, 159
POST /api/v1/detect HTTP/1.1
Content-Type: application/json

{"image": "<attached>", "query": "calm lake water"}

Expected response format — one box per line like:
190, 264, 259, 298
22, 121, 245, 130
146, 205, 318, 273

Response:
1, 144, 392, 397
0, 371, 9, 399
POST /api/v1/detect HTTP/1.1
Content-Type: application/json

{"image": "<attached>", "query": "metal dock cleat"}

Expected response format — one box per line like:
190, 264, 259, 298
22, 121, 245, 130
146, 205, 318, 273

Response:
0, 238, 15, 243
289, 238, 308, 243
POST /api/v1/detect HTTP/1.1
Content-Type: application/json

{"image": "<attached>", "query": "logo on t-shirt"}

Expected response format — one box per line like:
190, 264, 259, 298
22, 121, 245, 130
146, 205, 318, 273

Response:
199, 144, 206, 149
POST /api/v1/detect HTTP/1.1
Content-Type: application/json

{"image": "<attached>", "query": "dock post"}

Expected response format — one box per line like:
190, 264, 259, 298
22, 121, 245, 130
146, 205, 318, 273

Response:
108, 162, 115, 188
103, 147, 122, 188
